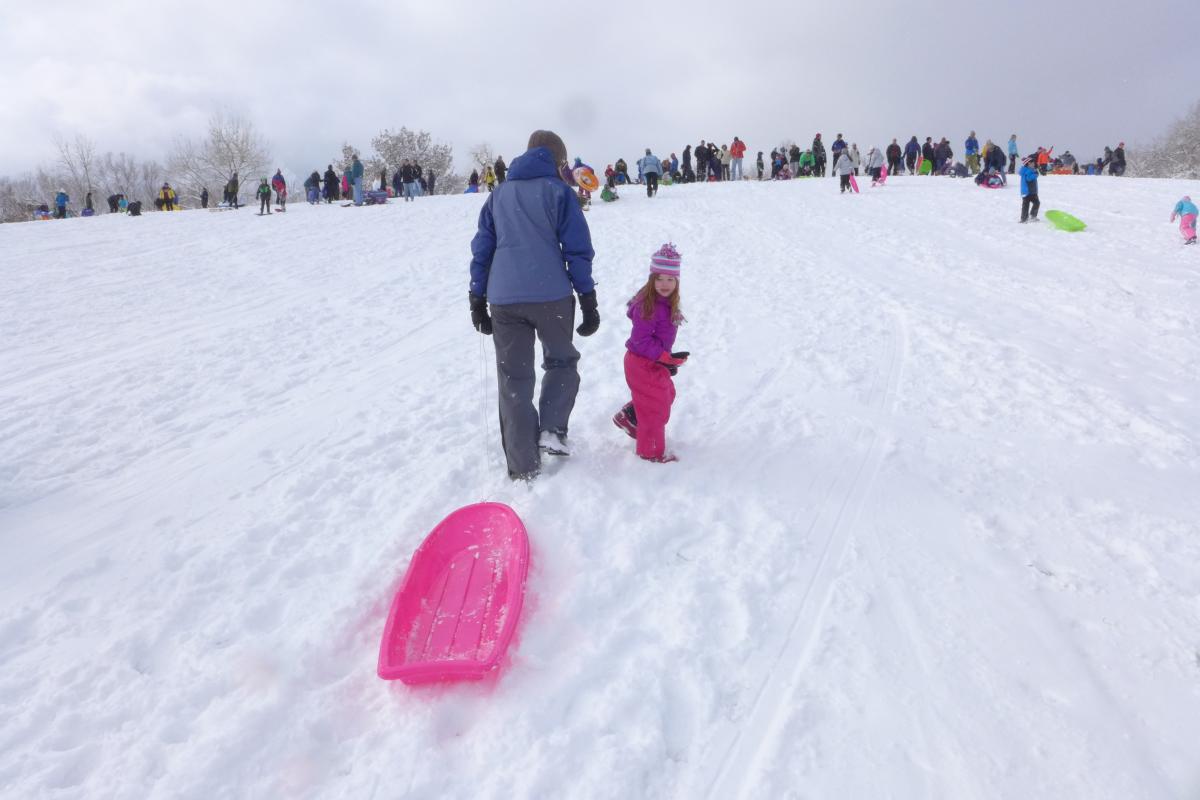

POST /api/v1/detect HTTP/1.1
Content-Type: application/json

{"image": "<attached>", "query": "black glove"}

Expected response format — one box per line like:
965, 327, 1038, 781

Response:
470, 293, 492, 335
576, 291, 599, 337
665, 365, 678, 376
670, 351, 690, 361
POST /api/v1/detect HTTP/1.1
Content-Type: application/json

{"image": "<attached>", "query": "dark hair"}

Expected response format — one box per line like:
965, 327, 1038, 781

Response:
527, 130, 567, 166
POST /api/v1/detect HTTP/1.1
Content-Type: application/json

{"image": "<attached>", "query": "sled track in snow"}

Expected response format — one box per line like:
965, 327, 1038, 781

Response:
696, 310, 906, 800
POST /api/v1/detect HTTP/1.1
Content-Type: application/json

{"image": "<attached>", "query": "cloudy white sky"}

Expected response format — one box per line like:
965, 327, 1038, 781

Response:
1, 0, 1191, 180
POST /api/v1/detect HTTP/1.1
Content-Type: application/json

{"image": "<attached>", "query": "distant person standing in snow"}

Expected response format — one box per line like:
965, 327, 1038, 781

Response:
1007, 134, 1019, 174
200, 187, 209, 208
830, 134, 847, 175
965, 130, 980, 174
228, 172, 240, 209
1170, 195, 1197, 244
468, 129, 597, 481
1111, 142, 1127, 176
401, 160, 419, 201
54, 188, 69, 219
494, 156, 507, 183
257, 178, 272, 215
612, 243, 687, 464
865, 146, 885, 184
886, 139, 901, 176
351, 154, 364, 205
904, 136, 920, 174
272, 170, 287, 210
730, 137, 746, 181
639, 148, 662, 198
1019, 155, 1040, 223
323, 165, 338, 202
834, 148, 854, 192
812, 133, 827, 177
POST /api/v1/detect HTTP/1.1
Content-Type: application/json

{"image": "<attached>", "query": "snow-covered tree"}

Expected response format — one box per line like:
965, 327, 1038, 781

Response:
468, 142, 496, 175
370, 127, 456, 194
1132, 101, 1200, 179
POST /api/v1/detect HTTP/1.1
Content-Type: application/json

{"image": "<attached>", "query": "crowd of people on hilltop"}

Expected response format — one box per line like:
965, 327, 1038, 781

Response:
592, 133, 1128, 190
24, 128, 1133, 221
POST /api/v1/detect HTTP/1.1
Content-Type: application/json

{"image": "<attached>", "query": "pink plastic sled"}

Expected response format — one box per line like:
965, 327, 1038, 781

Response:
873, 164, 888, 186
849, 174, 860, 193
378, 502, 530, 685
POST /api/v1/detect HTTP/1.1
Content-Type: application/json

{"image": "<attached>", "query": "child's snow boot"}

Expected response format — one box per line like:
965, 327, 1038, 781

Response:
613, 403, 637, 440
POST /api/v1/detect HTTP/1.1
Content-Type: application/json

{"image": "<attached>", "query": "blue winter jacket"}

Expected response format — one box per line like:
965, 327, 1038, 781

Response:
351, 159, 364, 180
1008, 138, 1019, 156
965, 136, 979, 156
1019, 165, 1039, 197
639, 154, 662, 175
1173, 198, 1198, 217
55, 192, 68, 207
469, 147, 595, 305
904, 138, 920, 157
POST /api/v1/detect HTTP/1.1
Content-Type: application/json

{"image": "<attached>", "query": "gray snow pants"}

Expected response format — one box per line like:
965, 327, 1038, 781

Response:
490, 296, 580, 476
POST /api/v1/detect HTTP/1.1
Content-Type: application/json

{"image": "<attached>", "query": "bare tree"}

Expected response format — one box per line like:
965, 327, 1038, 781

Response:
168, 111, 270, 204
54, 133, 99, 201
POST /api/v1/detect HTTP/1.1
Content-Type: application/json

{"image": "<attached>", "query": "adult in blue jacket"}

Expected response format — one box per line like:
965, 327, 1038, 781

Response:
1019, 155, 1040, 223
638, 149, 662, 198
964, 131, 980, 174
469, 130, 598, 480
350, 154, 364, 205
904, 136, 920, 174
54, 189, 69, 218
1007, 135, 1019, 174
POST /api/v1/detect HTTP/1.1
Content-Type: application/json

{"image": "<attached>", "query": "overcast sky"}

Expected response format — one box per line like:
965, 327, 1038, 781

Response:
1, 0, 1192, 180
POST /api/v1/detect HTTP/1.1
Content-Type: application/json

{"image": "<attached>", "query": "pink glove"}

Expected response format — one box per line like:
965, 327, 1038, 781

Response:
657, 352, 688, 366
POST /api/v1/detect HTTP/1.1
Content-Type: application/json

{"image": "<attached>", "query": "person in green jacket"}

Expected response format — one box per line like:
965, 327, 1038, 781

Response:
257, 178, 272, 214
798, 149, 816, 176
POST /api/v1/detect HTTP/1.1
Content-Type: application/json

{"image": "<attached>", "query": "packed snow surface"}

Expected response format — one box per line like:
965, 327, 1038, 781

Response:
2, 175, 1199, 800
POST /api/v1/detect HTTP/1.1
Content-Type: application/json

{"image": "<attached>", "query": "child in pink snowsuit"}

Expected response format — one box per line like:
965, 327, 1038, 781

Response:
613, 243, 688, 462
1170, 195, 1198, 244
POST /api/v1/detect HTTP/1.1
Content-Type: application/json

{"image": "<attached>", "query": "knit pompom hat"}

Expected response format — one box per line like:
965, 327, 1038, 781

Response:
650, 243, 681, 276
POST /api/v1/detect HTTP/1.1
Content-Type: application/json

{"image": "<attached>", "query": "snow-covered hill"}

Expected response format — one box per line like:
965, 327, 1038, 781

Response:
2, 175, 1198, 799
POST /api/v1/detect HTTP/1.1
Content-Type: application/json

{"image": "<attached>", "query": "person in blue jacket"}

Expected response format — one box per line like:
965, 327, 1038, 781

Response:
1007, 134, 1019, 175
904, 136, 920, 174
469, 130, 598, 480
639, 148, 663, 198
964, 131, 980, 174
54, 189, 69, 219
1019, 154, 1040, 223
1170, 195, 1197, 244
351, 154, 364, 205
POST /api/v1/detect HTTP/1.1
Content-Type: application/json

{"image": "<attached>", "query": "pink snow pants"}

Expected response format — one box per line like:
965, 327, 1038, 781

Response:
1180, 213, 1197, 241
623, 351, 675, 459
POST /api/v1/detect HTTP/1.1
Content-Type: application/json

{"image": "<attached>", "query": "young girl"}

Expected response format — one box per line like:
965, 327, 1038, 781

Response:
613, 243, 688, 463
1170, 195, 1198, 244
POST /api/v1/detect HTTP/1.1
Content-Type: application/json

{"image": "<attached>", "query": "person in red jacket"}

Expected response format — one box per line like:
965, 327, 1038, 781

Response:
729, 136, 747, 181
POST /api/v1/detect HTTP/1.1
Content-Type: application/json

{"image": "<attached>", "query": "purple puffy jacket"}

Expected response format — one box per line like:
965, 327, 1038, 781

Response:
625, 293, 678, 360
